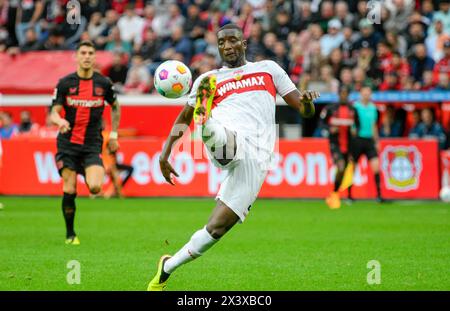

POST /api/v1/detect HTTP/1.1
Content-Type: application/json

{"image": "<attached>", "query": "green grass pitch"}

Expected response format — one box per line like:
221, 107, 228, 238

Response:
0, 196, 449, 291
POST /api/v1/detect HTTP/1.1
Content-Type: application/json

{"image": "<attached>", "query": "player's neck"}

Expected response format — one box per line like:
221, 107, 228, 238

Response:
225, 59, 247, 68
77, 68, 94, 79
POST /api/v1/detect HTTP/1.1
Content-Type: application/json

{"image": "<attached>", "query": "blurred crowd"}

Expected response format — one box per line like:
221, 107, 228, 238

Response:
0, 0, 449, 147
0, 0, 449, 94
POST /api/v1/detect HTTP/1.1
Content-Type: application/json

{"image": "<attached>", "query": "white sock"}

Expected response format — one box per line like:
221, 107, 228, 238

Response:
163, 226, 218, 274
202, 119, 227, 149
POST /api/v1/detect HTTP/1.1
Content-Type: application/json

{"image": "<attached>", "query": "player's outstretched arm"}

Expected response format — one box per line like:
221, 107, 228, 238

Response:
283, 89, 320, 119
108, 100, 121, 153
159, 104, 195, 185
50, 105, 71, 134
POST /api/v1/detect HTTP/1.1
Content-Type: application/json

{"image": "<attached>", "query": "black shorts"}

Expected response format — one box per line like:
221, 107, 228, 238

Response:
55, 150, 103, 176
351, 137, 378, 162
330, 142, 349, 163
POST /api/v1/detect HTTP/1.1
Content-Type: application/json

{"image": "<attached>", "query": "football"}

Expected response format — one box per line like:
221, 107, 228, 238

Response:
439, 186, 450, 203
154, 60, 192, 98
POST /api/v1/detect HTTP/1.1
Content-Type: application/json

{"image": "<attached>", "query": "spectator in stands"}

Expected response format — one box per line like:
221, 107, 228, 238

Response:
380, 106, 403, 138
18, 110, 38, 134
385, 30, 407, 57
433, 72, 450, 90
425, 19, 450, 62
377, 40, 394, 74
153, 3, 185, 39
20, 27, 41, 52
335, 1, 354, 29
384, 0, 415, 34
158, 26, 193, 65
339, 67, 354, 90
294, 1, 313, 32
416, 70, 436, 90
328, 48, 344, 79
105, 26, 132, 56
95, 10, 120, 50
409, 107, 447, 149
40, 27, 65, 50
356, 40, 382, 82
117, 3, 144, 49
380, 71, 402, 91
339, 26, 358, 66
245, 22, 265, 62
273, 41, 289, 71
310, 64, 339, 93
87, 12, 107, 43
107, 51, 128, 93
429, 0, 450, 36
352, 66, 375, 91
304, 40, 326, 81
185, 4, 208, 55
320, 19, 344, 57
123, 53, 150, 95
15, 0, 44, 46
140, 4, 155, 39
354, 18, 381, 52
140, 27, 162, 64
271, 10, 292, 42
409, 43, 435, 83
234, 2, 254, 39
0, 112, 18, 139
313, 0, 334, 32
405, 21, 426, 51
433, 40, 450, 83
288, 44, 304, 85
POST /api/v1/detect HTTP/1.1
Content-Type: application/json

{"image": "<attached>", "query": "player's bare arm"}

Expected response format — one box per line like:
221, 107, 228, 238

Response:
50, 104, 71, 134
159, 104, 195, 185
108, 100, 121, 153
283, 89, 320, 118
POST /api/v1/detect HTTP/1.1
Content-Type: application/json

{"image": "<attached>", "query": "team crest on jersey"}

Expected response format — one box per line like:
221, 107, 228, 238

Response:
233, 69, 244, 81
95, 87, 104, 96
381, 145, 422, 192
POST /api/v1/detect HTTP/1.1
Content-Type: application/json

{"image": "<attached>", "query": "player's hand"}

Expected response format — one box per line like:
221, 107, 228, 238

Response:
159, 157, 179, 186
299, 90, 320, 103
58, 119, 71, 134
299, 90, 320, 118
108, 139, 119, 153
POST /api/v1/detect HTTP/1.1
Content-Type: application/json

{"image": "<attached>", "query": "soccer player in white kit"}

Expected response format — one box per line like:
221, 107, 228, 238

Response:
148, 24, 320, 290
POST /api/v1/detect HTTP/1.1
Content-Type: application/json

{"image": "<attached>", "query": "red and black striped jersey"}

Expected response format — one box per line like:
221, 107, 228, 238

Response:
320, 103, 359, 153
51, 72, 117, 153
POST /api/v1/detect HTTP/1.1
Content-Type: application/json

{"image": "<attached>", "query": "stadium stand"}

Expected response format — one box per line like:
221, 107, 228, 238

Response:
0, 0, 449, 148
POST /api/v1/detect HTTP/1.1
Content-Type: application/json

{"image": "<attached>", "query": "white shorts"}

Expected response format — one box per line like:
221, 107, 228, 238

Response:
215, 158, 267, 222
210, 130, 268, 223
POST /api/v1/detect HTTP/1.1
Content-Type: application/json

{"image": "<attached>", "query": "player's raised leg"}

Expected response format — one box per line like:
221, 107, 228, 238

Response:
61, 168, 80, 245
147, 199, 239, 291
85, 165, 104, 195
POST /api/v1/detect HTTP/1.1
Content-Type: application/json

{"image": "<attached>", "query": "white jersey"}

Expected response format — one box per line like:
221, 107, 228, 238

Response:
187, 60, 297, 170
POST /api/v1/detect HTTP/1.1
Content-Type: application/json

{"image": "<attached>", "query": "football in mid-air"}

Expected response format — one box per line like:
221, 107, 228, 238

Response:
154, 60, 192, 98
439, 186, 450, 203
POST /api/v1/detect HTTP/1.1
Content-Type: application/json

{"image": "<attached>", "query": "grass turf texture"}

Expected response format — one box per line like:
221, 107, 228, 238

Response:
0, 196, 449, 291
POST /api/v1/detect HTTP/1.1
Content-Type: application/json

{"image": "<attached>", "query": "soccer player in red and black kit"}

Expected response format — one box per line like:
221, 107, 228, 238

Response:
50, 41, 121, 245
320, 86, 358, 209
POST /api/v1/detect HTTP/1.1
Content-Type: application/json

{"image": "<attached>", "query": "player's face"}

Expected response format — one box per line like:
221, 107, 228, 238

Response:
77, 46, 96, 70
217, 29, 247, 67
339, 89, 349, 102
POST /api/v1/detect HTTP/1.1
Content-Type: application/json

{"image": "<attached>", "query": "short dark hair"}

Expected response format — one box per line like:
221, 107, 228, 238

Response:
217, 23, 243, 35
77, 40, 96, 51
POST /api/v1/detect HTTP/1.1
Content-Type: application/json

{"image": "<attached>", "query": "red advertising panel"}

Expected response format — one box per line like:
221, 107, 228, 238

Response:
0, 138, 440, 199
